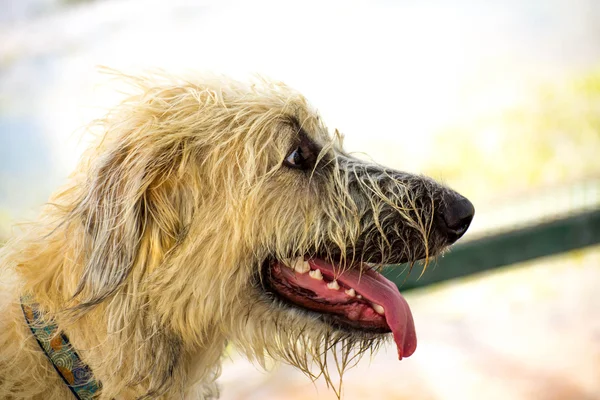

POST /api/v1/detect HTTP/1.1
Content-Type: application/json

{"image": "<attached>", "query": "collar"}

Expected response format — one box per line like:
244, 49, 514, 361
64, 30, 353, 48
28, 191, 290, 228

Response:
20, 295, 102, 400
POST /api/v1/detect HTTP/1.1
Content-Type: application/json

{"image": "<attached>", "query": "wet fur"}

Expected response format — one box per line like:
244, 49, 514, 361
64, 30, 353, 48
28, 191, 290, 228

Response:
0, 72, 456, 399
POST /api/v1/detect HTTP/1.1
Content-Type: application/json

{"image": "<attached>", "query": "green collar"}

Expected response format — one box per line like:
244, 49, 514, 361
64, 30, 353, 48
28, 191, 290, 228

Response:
21, 295, 102, 400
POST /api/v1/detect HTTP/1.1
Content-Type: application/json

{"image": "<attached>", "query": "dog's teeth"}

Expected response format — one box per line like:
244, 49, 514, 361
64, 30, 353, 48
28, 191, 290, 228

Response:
309, 269, 323, 280
356, 294, 363, 299
344, 288, 356, 297
327, 280, 340, 290
371, 303, 385, 315
293, 258, 310, 274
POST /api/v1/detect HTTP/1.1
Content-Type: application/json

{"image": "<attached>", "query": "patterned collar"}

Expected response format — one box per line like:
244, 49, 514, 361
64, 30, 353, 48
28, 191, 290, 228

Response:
20, 295, 102, 400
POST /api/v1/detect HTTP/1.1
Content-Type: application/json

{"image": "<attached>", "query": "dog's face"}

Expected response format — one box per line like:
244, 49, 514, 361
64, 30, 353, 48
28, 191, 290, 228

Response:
65, 76, 473, 394
215, 107, 474, 379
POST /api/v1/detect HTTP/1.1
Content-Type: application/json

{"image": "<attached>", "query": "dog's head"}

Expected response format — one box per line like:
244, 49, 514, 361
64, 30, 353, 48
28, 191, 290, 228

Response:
61, 73, 473, 394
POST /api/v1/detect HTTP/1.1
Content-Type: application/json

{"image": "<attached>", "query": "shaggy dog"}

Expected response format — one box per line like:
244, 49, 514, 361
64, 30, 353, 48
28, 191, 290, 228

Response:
0, 73, 473, 399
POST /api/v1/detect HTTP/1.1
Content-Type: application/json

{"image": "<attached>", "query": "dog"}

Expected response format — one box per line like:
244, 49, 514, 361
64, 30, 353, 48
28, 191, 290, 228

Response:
0, 72, 474, 399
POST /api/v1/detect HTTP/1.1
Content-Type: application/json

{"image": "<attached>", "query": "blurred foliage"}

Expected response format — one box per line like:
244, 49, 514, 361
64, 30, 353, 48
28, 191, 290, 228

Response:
426, 69, 600, 203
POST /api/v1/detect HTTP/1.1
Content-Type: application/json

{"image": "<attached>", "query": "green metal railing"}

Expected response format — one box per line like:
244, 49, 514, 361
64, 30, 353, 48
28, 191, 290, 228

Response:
386, 207, 600, 291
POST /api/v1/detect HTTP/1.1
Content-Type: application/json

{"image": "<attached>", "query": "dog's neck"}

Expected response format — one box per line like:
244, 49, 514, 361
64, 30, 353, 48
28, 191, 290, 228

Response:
18, 252, 227, 399
10, 192, 239, 398
20, 295, 102, 399
22, 291, 226, 399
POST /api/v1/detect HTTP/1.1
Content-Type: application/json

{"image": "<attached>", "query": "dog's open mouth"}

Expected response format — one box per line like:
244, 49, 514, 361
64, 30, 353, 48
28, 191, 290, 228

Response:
265, 257, 417, 359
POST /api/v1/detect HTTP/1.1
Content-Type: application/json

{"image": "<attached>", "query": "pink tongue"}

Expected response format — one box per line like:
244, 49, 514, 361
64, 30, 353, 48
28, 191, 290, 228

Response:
310, 259, 417, 359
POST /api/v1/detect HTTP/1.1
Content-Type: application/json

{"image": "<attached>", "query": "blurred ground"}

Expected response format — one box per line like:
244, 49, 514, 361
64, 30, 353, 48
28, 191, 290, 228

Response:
1, 1, 600, 399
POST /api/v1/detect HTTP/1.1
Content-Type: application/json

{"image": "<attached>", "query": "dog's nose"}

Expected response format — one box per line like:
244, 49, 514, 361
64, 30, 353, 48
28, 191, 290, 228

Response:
438, 193, 474, 244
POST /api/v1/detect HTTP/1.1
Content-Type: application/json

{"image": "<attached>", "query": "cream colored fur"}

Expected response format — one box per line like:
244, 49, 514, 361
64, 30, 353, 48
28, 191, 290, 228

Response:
0, 72, 450, 399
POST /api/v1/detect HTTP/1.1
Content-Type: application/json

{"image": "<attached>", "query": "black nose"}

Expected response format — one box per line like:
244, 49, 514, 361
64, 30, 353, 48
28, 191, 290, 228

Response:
438, 194, 474, 243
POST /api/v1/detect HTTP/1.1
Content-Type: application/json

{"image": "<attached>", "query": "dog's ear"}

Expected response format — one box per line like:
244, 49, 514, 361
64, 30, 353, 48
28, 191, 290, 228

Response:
71, 137, 195, 310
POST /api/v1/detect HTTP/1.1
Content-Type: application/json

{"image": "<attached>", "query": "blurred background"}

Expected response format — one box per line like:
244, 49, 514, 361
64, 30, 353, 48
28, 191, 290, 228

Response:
1, 0, 599, 399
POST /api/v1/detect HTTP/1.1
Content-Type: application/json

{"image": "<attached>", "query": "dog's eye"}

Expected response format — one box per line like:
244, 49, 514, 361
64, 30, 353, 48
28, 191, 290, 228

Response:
283, 133, 319, 170
284, 147, 307, 168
